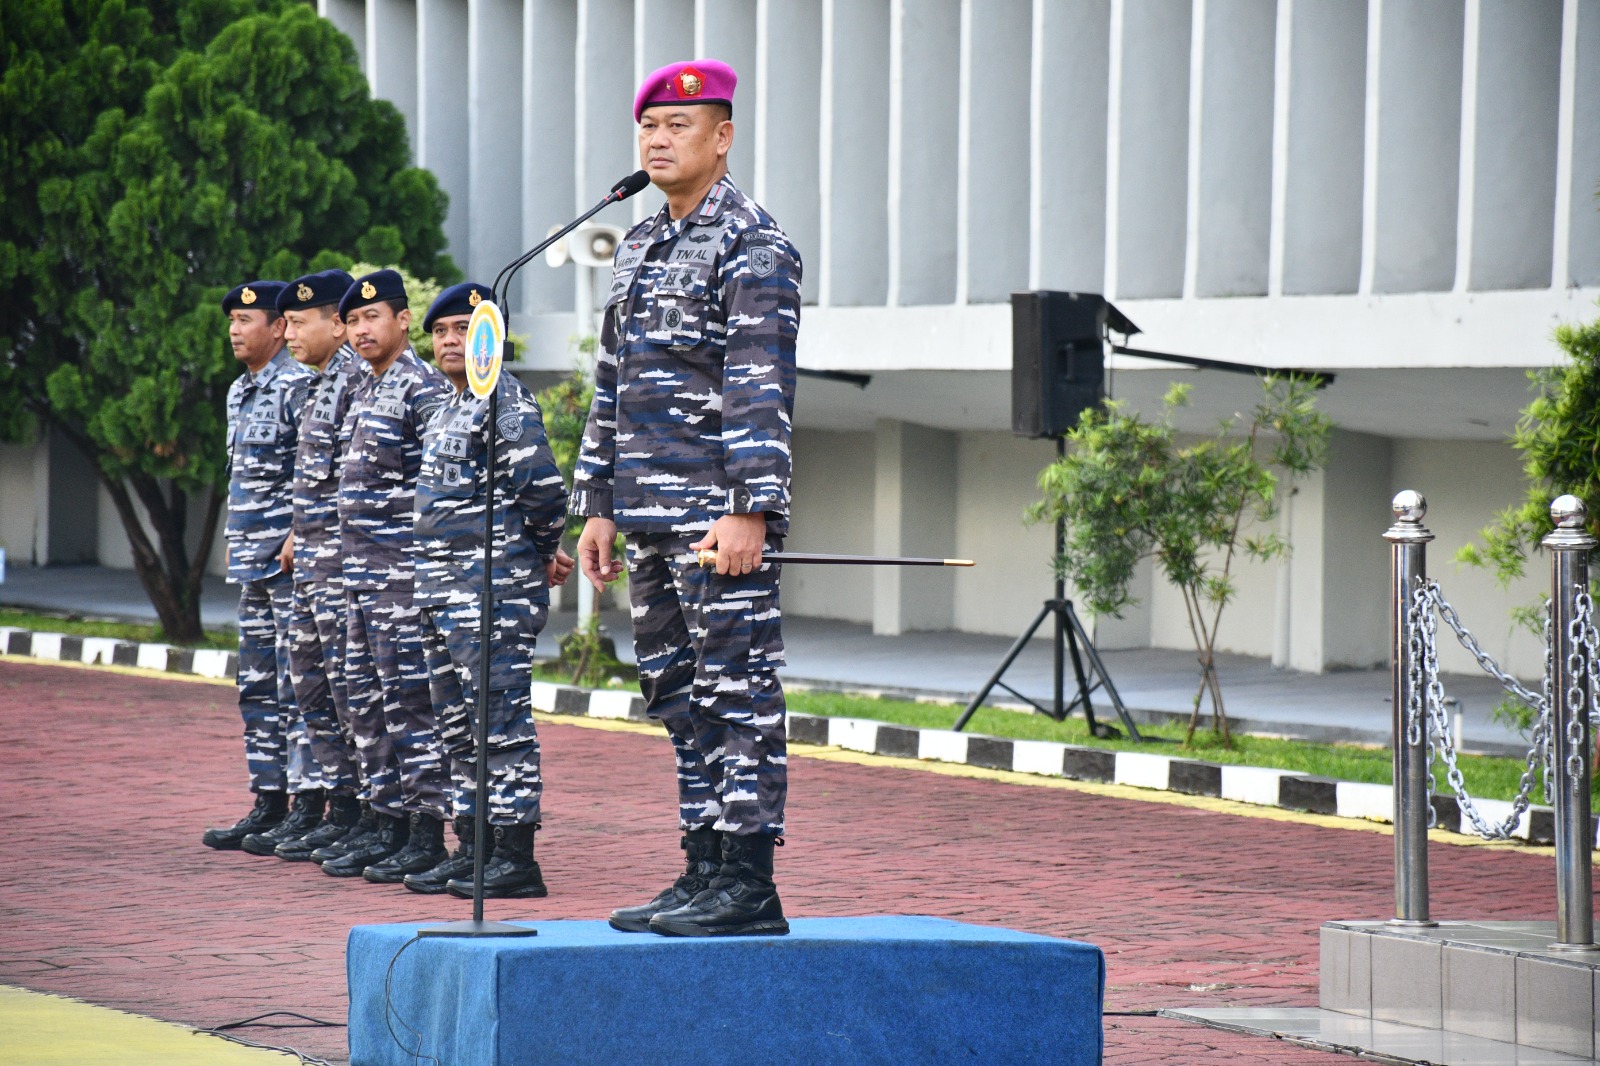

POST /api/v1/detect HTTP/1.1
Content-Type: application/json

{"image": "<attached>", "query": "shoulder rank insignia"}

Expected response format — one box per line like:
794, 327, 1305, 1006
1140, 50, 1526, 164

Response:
241, 286, 257, 305
496, 411, 524, 443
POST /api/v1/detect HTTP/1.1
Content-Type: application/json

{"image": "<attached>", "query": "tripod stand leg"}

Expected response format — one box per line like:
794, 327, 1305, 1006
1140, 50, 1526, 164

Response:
954, 602, 1055, 732
1060, 613, 1101, 735
1063, 603, 1143, 741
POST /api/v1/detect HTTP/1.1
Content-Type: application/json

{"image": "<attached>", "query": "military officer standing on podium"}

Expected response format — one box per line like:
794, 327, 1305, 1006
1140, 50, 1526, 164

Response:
203, 280, 318, 850
573, 59, 802, 936
244, 270, 369, 863
321, 269, 454, 880
400, 282, 574, 898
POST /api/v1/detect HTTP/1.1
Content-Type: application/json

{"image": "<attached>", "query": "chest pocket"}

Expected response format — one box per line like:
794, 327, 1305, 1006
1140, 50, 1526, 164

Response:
645, 274, 715, 350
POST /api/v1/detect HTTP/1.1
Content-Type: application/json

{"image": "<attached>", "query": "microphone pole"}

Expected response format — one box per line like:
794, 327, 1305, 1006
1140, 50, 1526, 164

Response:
492, 170, 651, 308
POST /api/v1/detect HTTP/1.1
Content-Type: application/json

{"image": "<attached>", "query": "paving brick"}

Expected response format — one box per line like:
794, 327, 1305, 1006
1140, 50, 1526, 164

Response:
0, 660, 1559, 1065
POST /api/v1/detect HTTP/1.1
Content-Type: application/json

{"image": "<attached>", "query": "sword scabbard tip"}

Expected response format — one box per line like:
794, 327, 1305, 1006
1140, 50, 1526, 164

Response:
947, 559, 975, 567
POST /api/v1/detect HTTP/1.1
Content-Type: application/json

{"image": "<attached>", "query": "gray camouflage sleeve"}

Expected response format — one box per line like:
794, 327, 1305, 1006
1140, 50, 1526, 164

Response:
570, 317, 618, 519
717, 227, 800, 518
506, 399, 570, 561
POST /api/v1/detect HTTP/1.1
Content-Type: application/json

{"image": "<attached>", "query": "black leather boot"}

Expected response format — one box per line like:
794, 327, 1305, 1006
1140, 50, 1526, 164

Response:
403, 817, 474, 894
320, 810, 408, 877
363, 812, 448, 883
202, 792, 287, 850
242, 789, 325, 855
310, 802, 375, 864
648, 834, 788, 937
446, 823, 546, 899
608, 827, 721, 932
279, 793, 360, 861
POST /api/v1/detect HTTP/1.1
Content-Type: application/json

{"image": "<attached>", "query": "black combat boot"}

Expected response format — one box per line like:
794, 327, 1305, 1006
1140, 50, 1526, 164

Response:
241, 789, 325, 855
608, 827, 721, 932
363, 812, 448, 884
201, 792, 287, 850
320, 810, 409, 877
648, 833, 788, 937
403, 817, 475, 894
278, 793, 360, 861
446, 823, 546, 899
310, 802, 376, 864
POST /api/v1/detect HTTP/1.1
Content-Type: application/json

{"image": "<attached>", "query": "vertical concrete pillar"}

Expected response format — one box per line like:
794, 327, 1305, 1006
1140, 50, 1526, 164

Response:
418, 0, 470, 266
520, 0, 578, 318
1277, 0, 1366, 295
1560, 0, 1600, 287
697, 0, 758, 187
632, 0, 693, 228
821, 0, 891, 306
873, 420, 957, 635
39, 428, 99, 566
757, 0, 823, 279
576, 0, 636, 213
320, 0, 369, 71
1031, 0, 1110, 294
1189, 0, 1275, 298
368, 0, 419, 146
468, 0, 525, 289
963, 0, 1031, 305
891, 0, 960, 307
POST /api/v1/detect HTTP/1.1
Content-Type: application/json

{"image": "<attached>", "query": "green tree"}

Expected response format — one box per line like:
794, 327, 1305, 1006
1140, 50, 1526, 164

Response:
1029, 377, 1331, 747
0, 0, 457, 641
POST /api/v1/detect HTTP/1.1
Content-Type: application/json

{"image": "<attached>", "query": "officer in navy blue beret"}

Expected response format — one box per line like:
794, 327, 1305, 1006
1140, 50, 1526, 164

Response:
203, 280, 318, 851
322, 269, 456, 882
402, 282, 575, 897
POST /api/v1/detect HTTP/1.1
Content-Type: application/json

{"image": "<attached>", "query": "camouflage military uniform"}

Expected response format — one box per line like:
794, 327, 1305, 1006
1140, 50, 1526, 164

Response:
415, 374, 568, 825
286, 342, 361, 796
338, 348, 452, 819
572, 175, 800, 836
225, 347, 316, 794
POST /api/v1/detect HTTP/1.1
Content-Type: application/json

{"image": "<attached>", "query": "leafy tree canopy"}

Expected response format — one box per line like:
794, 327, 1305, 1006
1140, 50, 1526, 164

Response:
0, 0, 459, 639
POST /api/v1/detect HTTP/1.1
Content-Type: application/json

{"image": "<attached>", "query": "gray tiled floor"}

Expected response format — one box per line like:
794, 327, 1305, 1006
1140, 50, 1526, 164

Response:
0, 562, 1536, 753
1163, 1007, 1599, 1065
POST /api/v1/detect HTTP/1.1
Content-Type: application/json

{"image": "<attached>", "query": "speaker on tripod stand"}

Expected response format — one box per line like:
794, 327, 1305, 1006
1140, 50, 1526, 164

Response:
954, 292, 1143, 740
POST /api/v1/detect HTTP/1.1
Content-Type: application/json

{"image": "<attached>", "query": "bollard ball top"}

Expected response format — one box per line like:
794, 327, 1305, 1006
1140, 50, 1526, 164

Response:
1392, 490, 1427, 523
1551, 494, 1588, 529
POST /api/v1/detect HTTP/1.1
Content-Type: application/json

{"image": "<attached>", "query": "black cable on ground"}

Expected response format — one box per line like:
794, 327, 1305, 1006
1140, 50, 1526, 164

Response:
206, 1009, 345, 1031
384, 933, 441, 1066
192, 1026, 339, 1066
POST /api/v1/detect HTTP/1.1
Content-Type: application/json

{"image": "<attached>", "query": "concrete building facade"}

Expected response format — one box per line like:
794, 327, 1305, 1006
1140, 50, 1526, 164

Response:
4, 0, 1598, 683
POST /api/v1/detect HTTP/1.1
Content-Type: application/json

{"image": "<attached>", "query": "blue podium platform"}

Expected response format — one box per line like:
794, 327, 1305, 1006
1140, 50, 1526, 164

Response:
348, 915, 1104, 1066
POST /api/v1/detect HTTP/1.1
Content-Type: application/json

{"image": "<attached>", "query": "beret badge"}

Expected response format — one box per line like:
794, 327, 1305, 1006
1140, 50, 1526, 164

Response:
468, 288, 483, 307
240, 286, 257, 305
297, 282, 314, 302
361, 280, 377, 299
677, 69, 703, 97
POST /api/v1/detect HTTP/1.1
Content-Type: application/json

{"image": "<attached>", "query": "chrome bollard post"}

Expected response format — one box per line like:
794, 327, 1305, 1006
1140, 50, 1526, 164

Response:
1544, 494, 1597, 952
1386, 490, 1435, 926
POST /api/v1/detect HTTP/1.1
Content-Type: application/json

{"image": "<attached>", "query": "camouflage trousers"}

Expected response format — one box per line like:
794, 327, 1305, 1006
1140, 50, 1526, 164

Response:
420, 598, 545, 825
625, 531, 787, 836
344, 588, 449, 819
234, 571, 307, 793
286, 580, 360, 795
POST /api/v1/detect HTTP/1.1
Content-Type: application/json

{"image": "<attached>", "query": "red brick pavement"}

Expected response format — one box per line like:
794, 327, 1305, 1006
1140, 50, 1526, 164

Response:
0, 660, 1559, 1064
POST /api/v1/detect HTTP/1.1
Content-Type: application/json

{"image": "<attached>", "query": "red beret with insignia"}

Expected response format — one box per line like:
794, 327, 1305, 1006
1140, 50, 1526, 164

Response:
634, 58, 737, 123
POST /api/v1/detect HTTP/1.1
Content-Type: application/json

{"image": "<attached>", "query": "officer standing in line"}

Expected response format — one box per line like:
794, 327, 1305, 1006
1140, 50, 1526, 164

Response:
245, 270, 369, 863
203, 280, 318, 850
573, 59, 802, 936
321, 269, 454, 880
398, 282, 574, 897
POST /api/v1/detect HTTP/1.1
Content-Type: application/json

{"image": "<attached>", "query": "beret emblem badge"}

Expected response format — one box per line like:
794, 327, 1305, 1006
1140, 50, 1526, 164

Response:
240, 286, 257, 305
361, 281, 377, 299
468, 288, 482, 307
678, 71, 703, 97
297, 283, 313, 302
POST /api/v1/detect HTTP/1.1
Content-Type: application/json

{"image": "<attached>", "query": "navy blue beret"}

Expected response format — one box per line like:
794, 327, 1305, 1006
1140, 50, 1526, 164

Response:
222, 280, 288, 315
423, 281, 492, 332
339, 269, 408, 319
278, 269, 354, 313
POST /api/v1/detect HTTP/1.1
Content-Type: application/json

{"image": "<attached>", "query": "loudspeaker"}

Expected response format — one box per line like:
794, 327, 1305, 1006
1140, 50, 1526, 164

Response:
1011, 291, 1109, 439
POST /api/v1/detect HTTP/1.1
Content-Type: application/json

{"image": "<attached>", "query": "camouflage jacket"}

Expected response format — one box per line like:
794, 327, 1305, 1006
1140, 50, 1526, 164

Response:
571, 174, 800, 534
337, 348, 450, 592
291, 343, 359, 587
413, 374, 569, 609
225, 348, 315, 584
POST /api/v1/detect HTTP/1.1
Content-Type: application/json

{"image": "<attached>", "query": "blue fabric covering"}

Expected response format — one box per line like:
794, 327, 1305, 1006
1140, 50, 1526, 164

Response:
348, 916, 1104, 1065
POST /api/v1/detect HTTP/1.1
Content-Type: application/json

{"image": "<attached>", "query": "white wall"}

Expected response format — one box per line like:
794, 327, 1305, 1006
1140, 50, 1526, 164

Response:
784, 427, 876, 623
0, 440, 42, 566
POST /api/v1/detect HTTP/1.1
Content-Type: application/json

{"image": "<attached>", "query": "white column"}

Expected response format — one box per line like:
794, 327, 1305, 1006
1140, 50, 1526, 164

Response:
468, 0, 524, 287
757, 0, 823, 284
576, 0, 636, 211
1031, 0, 1111, 295
1277, 0, 1366, 296
632, 1, 694, 225
1364, 0, 1465, 294
963, 0, 1031, 305
821, 0, 891, 306
368, 0, 419, 146
1110, 0, 1190, 299
1561, 0, 1600, 286
418, 0, 470, 266
891, 0, 960, 307
873, 420, 957, 635
520, 0, 578, 319
697, 0, 759, 187
1189, 0, 1275, 298
321, 0, 368, 71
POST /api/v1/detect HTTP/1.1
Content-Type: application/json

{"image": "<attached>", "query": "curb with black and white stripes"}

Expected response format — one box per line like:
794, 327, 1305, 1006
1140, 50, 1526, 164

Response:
2, 625, 1582, 847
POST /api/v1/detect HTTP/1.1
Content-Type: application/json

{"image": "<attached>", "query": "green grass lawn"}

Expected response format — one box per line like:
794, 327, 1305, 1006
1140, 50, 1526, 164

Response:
0, 609, 235, 650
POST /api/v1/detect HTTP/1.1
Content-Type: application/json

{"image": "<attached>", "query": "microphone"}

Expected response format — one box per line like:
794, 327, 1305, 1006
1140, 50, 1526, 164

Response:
493, 171, 652, 304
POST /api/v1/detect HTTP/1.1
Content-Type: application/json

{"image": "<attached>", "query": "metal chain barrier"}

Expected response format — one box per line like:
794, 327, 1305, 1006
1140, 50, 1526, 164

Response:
1567, 587, 1598, 794
1409, 581, 1553, 839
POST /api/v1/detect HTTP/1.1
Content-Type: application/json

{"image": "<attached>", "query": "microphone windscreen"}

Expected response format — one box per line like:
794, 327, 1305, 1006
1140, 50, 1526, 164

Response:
612, 170, 651, 200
